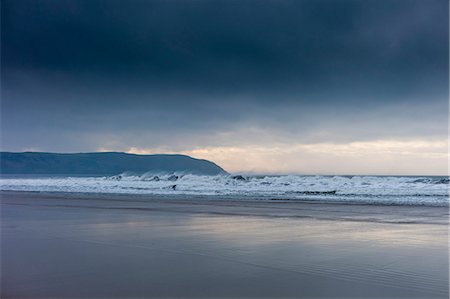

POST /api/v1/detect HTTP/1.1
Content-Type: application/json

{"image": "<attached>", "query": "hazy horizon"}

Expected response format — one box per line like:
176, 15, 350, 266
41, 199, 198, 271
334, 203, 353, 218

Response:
1, 0, 448, 175
1, 149, 447, 176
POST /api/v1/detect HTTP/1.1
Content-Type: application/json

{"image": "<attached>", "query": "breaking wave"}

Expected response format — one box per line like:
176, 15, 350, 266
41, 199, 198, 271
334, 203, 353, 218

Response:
1, 173, 448, 206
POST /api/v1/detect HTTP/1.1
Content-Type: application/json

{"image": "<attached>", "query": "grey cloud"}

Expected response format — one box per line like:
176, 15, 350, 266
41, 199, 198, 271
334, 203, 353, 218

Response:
1, 0, 448, 152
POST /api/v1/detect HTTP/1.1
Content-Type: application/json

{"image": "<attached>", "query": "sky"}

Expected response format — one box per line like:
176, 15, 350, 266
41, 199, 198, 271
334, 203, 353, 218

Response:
1, 0, 448, 175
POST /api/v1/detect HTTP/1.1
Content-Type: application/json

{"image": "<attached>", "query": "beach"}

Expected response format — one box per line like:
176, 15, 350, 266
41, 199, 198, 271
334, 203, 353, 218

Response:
1, 191, 448, 298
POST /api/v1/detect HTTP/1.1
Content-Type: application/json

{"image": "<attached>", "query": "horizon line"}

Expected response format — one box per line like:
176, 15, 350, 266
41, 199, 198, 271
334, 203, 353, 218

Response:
1, 151, 447, 177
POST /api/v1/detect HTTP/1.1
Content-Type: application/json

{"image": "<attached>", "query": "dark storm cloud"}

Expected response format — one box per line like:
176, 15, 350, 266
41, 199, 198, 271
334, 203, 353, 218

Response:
1, 0, 448, 151
3, 0, 448, 93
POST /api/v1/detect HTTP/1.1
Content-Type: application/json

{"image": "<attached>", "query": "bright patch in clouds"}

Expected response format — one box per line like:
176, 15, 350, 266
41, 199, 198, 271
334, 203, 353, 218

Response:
120, 139, 448, 175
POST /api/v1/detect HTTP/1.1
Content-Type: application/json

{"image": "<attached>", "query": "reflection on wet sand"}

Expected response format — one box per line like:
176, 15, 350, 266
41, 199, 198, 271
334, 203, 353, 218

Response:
1, 191, 448, 298
187, 215, 447, 247
186, 215, 448, 296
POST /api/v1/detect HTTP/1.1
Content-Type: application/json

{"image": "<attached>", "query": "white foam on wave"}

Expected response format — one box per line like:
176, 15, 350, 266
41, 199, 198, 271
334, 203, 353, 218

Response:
0, 174, 448, 206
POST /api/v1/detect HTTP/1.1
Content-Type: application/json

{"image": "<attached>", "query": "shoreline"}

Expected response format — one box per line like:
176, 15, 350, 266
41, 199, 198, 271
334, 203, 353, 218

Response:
1, 189, 448, 208
1, 190, 448, 226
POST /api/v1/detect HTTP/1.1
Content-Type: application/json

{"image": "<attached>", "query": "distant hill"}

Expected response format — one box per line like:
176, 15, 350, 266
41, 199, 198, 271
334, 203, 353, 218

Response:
0, 152, 227, 175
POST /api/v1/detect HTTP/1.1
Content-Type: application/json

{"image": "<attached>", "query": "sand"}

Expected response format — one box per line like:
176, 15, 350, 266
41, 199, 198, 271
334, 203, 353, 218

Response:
1, 191, 448, 298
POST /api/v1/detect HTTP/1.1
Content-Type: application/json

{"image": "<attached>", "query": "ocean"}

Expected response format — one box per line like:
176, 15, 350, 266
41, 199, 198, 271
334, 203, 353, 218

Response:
1, 173, 448, 206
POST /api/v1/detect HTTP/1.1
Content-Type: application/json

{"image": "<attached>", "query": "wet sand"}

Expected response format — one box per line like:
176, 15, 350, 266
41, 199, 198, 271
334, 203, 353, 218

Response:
1, 191, 448, 298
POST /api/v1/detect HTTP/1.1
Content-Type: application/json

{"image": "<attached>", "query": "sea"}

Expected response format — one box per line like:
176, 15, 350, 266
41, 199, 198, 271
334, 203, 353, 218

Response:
1, 173, 448, 206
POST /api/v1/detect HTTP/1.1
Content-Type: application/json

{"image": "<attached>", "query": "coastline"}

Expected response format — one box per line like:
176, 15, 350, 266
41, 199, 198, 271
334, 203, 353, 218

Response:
1, 191, 449, 298
1, 190, 448, 224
